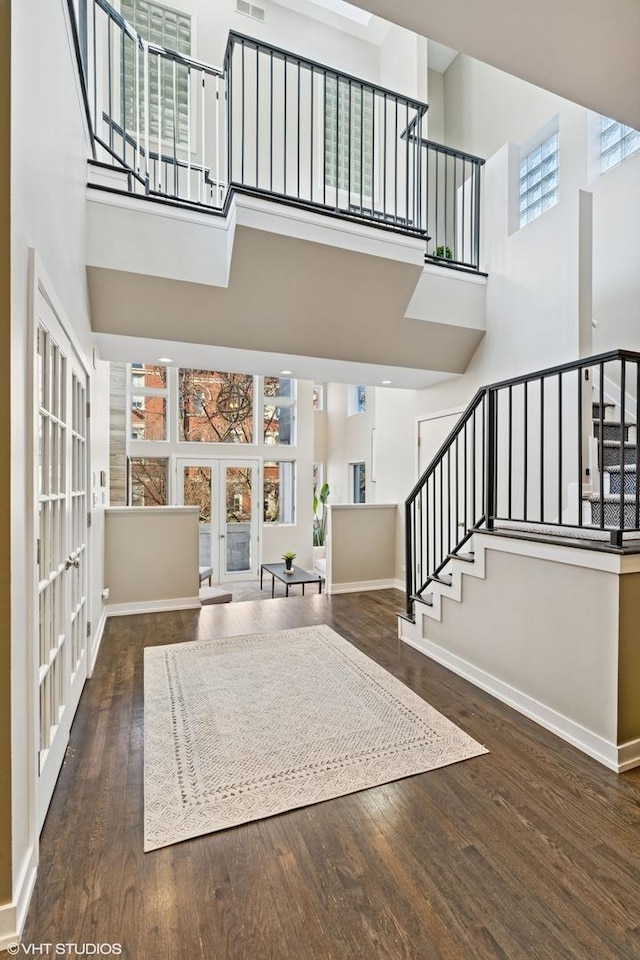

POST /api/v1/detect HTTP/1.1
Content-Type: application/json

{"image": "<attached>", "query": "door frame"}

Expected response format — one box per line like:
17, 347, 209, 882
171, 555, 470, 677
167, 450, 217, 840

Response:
174, 456, 261, 583
28, 249, 93, 834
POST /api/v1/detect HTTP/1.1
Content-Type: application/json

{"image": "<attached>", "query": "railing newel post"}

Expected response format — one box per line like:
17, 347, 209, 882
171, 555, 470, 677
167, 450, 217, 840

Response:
405, 499, 414, 620
485, 387, 496, 530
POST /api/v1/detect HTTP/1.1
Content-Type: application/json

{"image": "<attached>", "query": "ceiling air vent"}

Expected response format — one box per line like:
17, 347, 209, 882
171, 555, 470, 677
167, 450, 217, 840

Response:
236, 0, 266, 22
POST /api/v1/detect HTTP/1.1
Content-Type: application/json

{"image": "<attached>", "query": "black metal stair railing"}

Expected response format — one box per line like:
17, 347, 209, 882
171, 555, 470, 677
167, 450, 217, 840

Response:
83, 0, 486, 269
405, 349, 640, 620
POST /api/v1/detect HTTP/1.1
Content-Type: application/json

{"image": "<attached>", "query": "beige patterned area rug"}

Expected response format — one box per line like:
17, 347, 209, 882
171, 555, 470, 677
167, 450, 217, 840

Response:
144, 625, 488, 851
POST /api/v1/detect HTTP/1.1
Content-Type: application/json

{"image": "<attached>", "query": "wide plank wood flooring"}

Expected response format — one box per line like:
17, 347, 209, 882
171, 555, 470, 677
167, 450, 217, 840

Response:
20, 590, 640, 959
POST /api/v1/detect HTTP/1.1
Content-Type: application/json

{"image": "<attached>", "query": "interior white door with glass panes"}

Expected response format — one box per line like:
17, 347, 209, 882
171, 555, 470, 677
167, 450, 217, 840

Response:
34, 290, 89, 830
176, 459, 259, 583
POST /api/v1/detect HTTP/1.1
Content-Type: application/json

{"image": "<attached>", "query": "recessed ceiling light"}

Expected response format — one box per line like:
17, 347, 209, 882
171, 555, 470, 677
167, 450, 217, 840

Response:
280, 369, 293, 375
158, 357, 174, 363
382, 379, 392, 385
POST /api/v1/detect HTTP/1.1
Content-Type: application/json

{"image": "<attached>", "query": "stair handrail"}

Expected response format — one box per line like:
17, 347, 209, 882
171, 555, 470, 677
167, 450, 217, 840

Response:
405, 388, 487, 616
405, 348, 640, 620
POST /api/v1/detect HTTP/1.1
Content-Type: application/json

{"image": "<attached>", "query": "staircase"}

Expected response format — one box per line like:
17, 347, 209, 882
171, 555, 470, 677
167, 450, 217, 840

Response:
403, 349, 640, 626
587, 400, 640, 526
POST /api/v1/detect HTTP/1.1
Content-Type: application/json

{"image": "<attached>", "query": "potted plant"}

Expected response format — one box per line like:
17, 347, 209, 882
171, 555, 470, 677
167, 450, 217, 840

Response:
435, 244, 453, 260
313, 482, 330, 564
281, 550, 296, 573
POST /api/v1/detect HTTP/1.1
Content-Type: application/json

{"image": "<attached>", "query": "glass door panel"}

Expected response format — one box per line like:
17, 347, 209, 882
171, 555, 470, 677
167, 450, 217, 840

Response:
183, 465, 213, 569
35, 299, 89, 831
220, 461, 259, 582
176, 458, 259, 584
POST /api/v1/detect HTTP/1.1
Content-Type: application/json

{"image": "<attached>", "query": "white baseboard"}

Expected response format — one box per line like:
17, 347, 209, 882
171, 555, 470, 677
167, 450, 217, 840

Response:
617, 737, 640, 772
400, 630, 634, 773
329, 578, 398, 595
106, 596, 201, 617
89, 606, 108, 676
0, 845, 38, 951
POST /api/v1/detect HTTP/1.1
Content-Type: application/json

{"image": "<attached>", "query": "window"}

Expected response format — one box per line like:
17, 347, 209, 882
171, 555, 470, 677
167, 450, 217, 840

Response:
313, 384, 324, 411
121, 0, 192, 143
264, 377, 296, 445
600, 116, 640, 173
129, 457, 168, 505
519, 131, 558, 227
324, 77, 373, 200
351, 462, 366, 504
179, 370, 254, 443
348, 384, 366, 415
263, 461, 295, 523
129, 363, 168, 441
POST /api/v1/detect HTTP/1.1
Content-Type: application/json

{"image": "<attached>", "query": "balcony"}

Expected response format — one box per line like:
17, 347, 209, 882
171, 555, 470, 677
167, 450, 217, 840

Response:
83, 0, 487, 383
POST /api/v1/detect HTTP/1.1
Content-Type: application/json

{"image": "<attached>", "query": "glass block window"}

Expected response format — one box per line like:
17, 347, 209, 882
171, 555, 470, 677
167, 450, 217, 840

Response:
519, 132, 559, 227
325, 77, 374, 200
600, 117, 640, 173
121, 0, 192, 143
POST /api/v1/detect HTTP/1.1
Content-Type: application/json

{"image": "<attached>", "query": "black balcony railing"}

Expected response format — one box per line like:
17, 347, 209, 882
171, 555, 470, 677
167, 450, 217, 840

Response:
85, 0, 486, 269
225, 32, 428, 237
405, 350, 640, 619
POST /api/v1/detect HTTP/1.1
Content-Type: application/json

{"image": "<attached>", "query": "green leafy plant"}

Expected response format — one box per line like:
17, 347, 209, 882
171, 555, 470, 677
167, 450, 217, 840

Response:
281, 550, 296, 570
313, 482, 330, 547
435, 245, 453, 260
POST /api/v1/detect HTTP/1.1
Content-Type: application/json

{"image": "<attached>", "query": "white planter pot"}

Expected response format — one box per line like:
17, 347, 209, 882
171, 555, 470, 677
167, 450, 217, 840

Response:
312, 545, 326, 564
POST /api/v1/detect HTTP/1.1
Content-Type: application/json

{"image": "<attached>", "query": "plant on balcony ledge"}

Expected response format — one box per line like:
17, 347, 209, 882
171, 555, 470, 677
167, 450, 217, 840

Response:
435, 245, 453, 260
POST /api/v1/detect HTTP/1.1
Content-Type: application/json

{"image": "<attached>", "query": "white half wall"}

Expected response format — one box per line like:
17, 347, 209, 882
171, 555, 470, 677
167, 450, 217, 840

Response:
104, 507, 199, 605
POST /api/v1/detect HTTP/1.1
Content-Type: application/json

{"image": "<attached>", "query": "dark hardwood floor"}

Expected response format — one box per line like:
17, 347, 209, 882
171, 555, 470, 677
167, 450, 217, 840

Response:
20, 590, 640, 959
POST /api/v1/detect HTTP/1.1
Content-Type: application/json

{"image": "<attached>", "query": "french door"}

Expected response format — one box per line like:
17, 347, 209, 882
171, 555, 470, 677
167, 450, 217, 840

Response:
35, 290, 89, 829
176, 458, 259, 583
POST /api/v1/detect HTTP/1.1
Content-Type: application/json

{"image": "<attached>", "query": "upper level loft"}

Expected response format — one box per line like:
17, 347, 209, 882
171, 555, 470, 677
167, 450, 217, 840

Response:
77, 0, 488, 386
84, 0, 484, 273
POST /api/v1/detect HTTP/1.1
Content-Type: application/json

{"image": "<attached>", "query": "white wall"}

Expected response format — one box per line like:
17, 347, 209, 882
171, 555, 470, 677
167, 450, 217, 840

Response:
426, 68, 444, 143
414, 53, 640, 424
325, 383, 375, 504
155, 0, 382, 86
8, 0, 110, 935
592, 151, 640, 354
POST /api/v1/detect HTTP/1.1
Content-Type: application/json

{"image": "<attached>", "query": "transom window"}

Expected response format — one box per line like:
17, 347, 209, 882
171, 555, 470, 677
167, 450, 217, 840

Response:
179, 370, 254, 443
129, 367, 298, 446
519, 131, 558, 227
600, 117, 640, 173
